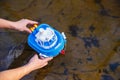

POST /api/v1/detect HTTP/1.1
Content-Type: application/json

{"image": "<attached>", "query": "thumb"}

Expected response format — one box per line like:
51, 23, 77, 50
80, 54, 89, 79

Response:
44, 57, 53, 62
25, 27, 32, 33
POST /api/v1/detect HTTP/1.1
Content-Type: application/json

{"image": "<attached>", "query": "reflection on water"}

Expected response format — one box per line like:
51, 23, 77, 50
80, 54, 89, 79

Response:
0, 0, 120, 80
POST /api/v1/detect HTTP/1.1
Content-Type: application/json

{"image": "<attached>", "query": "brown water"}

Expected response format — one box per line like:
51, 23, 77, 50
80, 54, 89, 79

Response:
0, 0, 120, 80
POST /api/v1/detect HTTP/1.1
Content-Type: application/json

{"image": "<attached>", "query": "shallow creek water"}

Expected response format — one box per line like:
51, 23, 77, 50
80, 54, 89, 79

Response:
0, 0, 120, 80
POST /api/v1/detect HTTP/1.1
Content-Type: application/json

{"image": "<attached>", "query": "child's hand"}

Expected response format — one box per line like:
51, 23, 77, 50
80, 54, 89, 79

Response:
27, 54, 53, 70
12, 19, 38, 33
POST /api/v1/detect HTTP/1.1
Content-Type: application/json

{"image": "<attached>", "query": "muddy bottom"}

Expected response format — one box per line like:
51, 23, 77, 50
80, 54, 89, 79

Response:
0, 0, 120, 80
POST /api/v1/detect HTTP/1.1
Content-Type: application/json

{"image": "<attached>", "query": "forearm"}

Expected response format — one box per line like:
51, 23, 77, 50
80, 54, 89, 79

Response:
0, 54, 52, 80
0, 18, 38, 33
0, 18, 14, 29
0, 64, 34, 80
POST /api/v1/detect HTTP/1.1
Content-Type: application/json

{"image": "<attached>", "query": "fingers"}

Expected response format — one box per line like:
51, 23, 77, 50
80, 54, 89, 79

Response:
25, 27, 32, 33
28, 54, 53, 70
22, 19, 38, 33
43, 62, 48, 66
33, 54, 39, 59
34, 54, 53, 62
34, 54, 53, 61
23, 19, 38, 25
28, 20, 38, 24
44, 57, 53, 62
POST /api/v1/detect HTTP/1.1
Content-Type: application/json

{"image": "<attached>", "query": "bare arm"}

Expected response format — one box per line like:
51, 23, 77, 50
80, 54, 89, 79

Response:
0, 18, 13, 29
0, 54, 53, 80
0, 18, 38, 33
0, 18, 51, 80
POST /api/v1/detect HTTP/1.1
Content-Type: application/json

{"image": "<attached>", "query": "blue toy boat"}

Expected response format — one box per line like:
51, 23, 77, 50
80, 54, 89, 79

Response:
27, 24, 66, 58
